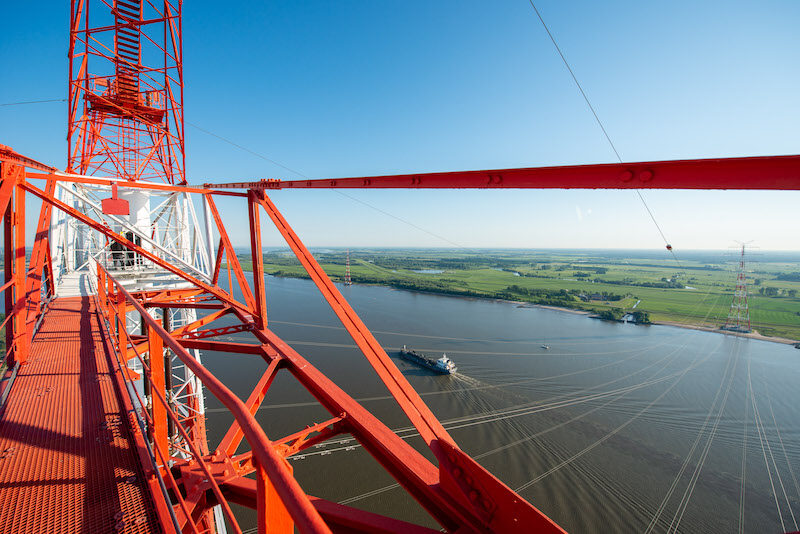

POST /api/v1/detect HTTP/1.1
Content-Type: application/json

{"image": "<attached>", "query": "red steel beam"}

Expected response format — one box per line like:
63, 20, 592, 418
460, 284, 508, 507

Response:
257, 462, 293, 534
144, 301, 225, 310
248, 190, 268, 329
221, 478, 441, 534
101, 266, 332, 534
204, 195, 257, 311
135, 288, 205, 303
211, 237, 225, 285
206, 154, 800, 191
272, 416, 346, 458
255, 193, 453, 448
0, 145, 57, 174
178, 338, 264, 357
148, 321, 170, 458
25, 178, 56, 333
255, 327, 564, 533
252, 193, 564, 532
220, 356, 282, 458
26, 171, 246, 196
12, 176, 27, 364
21, 180, 253, 317
171, 307, 233, 337
0, 176, 15, 227
3, 175, 14, 365
177, 338, 264, 355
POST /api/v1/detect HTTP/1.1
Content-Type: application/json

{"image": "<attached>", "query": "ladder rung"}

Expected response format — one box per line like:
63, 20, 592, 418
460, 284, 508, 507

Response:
116, 7, 140, 20
117, 27, 139, 39
117, 34, 139, 46
117, 0, 142, 12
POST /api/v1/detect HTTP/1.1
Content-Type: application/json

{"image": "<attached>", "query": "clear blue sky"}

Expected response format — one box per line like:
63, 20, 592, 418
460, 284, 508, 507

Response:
1, 1, 798, 250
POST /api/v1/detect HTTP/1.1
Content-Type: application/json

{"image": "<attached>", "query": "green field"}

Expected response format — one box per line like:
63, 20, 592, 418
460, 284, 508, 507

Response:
235, 249, 800, 341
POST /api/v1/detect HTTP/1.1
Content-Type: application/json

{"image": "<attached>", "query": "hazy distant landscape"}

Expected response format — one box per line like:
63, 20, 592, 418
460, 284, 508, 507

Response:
216, 251, 800, 532
236, 249, 800, 341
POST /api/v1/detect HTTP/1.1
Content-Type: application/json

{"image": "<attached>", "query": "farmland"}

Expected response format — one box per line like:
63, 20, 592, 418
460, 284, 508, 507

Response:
235, 249, 800, 342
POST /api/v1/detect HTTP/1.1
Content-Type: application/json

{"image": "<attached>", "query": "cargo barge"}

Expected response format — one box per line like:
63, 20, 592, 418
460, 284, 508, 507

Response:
400, 345, 457, 374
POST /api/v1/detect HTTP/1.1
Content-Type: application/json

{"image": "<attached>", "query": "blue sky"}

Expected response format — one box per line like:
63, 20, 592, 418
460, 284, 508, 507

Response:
1, 1, 798, 250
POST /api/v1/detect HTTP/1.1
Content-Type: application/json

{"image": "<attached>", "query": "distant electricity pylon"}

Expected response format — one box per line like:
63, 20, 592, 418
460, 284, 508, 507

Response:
722, 242, 752, 333
344, 249, 353, 285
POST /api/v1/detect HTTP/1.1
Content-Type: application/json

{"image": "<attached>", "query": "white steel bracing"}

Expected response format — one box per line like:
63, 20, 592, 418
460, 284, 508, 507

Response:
50, 179, 215, 469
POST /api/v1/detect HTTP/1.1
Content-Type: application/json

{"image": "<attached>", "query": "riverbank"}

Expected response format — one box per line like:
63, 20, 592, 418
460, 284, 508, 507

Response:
517, 303, 592, 316
241, 249, 800, 340
258, 269, 798, 347
515, 301, 795, 345
653, 320, 798, 345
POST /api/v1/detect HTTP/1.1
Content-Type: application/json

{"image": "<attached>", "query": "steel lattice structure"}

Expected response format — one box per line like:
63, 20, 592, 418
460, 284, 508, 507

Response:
3, 146, 800, 534
68, 0, 184, 184
1, 2, 800, 533
723, 243, 752, 333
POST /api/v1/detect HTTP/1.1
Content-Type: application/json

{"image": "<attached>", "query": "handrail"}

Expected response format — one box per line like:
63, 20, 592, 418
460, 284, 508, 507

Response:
86, 259, 187, 533
95, 263, 331, 534
100, 304, 229, 534
91, 289, 186, 534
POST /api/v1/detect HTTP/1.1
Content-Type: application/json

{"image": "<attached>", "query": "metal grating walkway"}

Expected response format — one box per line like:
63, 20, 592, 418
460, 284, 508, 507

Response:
0, 297, 162, 533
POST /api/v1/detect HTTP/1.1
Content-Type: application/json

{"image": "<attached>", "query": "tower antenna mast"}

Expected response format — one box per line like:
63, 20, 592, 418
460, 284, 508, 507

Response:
722, 241, 752, 333
344, 249, 352, 285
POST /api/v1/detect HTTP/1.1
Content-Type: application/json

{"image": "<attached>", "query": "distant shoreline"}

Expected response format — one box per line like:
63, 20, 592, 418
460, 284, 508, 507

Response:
652, 320, 797, 346
513, 302, 796, 345
260, 271, 798, 347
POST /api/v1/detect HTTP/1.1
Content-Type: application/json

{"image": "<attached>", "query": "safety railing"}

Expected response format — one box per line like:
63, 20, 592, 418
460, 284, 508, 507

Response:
100, 248, 149, 271
93, 262, 331, 534
1, 259, 53, 370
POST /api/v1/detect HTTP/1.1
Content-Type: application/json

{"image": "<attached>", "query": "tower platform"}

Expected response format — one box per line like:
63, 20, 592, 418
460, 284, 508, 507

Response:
0, 297, 162, 533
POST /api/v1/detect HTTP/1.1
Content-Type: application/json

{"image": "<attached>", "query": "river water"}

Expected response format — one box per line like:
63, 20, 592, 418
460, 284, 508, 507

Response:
200, 275, 800, 533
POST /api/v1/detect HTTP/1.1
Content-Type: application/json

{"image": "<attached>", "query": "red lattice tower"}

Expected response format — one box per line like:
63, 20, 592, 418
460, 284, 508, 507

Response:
68, 0, 184, 184
723, 243, 751, 333
344, 249, 352, 285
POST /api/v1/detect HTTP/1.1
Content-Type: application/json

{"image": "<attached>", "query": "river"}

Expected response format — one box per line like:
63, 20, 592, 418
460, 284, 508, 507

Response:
199, 275, 800, 533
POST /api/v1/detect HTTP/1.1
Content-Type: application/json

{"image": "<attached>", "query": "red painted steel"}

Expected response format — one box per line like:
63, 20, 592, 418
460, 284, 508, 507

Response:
25, 178, 56, 334
0, 297, 163, 532
68, 0, 185, 183
6, 143, 800, 533
1, 163, 29, 367
207, 154, 800, 191
22, 180, 254, 317
0, 145, 57, 174
96, 264, 332, 534
147, 322, 169, 460
25, 170, 246, 196
254, 193, 454, 446
3, 1, 796, 531
101, 182, 130, 214
15, 166, 563, 531
248, 190, 268, 328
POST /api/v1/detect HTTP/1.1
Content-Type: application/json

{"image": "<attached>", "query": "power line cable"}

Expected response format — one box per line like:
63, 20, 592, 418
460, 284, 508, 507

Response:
527, 1, 622, 162
0, 98, 66, 107
187, 121, 307, 178
188, 122, 470, 248
527, 1, 681, 265
636, 189, 672, 246
2, 95, 467, 247
329, 189, 469, 249
13, 75, 677, 258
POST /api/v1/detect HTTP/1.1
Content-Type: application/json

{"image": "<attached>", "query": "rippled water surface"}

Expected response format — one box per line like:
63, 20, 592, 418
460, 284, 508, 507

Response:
201, 275, 800, 533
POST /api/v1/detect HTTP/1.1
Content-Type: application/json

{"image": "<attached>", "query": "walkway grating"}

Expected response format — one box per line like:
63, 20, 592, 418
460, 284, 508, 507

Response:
0, 296, 162, 533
